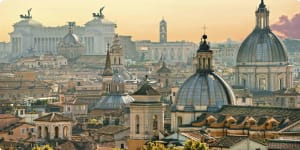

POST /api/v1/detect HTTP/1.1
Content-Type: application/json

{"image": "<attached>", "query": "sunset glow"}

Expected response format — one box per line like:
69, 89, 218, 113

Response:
0, 0, 300, 42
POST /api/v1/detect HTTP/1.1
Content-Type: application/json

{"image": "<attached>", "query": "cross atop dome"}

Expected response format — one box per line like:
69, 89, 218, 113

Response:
259, 0, 266, 8
197, 34, 210, 52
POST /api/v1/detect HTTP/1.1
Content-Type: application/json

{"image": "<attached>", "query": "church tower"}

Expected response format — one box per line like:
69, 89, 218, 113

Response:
110, 34, 124, 70
159, 18, 167, 43
128, 76, 164, 149
102, 43, 113, 94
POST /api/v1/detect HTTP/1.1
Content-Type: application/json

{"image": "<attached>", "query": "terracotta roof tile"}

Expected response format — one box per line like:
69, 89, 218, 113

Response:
34, 113, 73, 122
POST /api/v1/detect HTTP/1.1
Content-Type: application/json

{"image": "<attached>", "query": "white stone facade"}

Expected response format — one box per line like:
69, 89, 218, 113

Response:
9, 11, 116, 57
136, 41, 197, 63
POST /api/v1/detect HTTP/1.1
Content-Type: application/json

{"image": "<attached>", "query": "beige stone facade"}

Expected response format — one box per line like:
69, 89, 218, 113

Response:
130, 95, 164, 140
234, 65, 293, 91
34, 113, 73, 140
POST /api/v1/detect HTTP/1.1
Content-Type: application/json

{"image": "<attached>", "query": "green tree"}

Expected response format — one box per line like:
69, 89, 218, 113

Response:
32, 144, 54, 150
142, 142, 167, 150
183, 140, 208, 150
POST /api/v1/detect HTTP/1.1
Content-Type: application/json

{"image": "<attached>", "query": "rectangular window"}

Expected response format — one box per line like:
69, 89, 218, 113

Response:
259, 78, 266, 90
21, 128, 25, 134
242, 97, 246, 103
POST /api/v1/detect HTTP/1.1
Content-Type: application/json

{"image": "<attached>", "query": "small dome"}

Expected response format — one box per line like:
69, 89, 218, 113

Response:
174, 72, 235, 112
93, 94, 134, 110
59, 32, 82, 46
236, 28, 288, 64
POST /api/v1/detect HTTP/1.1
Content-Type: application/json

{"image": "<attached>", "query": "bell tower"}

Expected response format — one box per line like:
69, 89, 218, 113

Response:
159, 18, 167, 43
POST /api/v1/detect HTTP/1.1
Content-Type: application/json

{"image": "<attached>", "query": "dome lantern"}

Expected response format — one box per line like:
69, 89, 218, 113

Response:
196, 34, 213, 72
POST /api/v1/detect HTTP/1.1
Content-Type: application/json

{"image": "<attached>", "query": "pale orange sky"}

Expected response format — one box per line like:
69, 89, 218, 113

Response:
0, 0, 299, 42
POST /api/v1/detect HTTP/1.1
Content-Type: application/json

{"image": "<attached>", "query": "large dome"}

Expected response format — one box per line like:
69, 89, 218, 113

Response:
236, 0, 288, 65
174, 72, 235, 112
236, 28, 288, 64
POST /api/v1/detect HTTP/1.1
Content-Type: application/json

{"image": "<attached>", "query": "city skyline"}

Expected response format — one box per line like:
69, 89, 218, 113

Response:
0, 0, 300, 43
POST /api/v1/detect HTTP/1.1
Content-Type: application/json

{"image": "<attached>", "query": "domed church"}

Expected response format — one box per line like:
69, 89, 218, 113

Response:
234, 0, 293, 91
171, 34, 236, 131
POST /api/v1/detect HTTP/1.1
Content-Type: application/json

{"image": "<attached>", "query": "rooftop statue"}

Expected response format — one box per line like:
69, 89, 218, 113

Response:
93, 6, 105, 18
20, 8, 32, 19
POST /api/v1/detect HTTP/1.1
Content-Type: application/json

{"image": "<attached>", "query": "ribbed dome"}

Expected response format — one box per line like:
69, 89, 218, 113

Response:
174, 72, 235, 112
93, 94, 134, 110
236, 28, 288, 64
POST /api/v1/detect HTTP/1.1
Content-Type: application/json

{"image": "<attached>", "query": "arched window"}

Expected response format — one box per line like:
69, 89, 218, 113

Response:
63, 126, 68, 138
136, 115, 140, 134
203, 58, 206, 69
279, 78, 284, 90
242, 79, 246, 89
259, 78, 266, 90
153, 115, 158, 130
45, 127, 49, 139
177, 116, 182, 127
114, 57, 117, 65
198, 58, 201, 69
119, 57, 121, 65
55, 126, 59, 138
38, 126, 42, 138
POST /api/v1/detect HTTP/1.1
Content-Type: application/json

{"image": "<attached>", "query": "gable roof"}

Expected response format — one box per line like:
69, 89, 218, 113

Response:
34, 113, 73, 122
132, 84, 160, 96
209, 136, 248, 148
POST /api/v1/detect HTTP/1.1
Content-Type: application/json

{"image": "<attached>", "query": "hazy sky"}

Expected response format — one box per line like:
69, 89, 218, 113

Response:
0, 0, 300, 42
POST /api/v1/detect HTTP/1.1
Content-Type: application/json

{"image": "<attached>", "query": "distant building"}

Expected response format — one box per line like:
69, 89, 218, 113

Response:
119, 35, 137, 61
0, 122, 35, 142
0, 74, 54, 99
160, 18, 167, 43
16, 55, 67, 69
9, 7, 116, 58
135, 19, 197, 63
57, 22, 85, 60
0, 42, 11, 62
